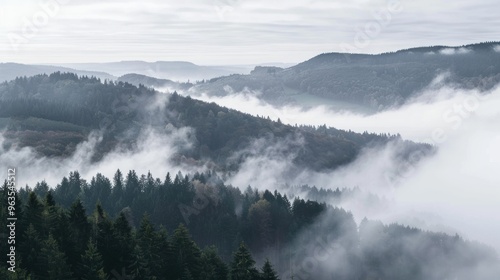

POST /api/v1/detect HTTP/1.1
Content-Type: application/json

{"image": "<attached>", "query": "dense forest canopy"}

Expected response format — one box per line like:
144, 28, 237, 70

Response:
1, 170, 498, 279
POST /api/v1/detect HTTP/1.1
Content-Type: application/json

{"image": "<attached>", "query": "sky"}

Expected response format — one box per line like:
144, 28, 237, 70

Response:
1, 0, 499, 65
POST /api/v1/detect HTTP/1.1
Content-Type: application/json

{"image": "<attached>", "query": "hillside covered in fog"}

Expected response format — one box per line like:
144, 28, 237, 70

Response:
0, 73, 428, 173
190, 42, 500, 111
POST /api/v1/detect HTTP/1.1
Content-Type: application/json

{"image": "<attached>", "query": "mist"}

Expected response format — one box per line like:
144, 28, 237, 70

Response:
1, 73, 499, 278
0, 124, 200, 189
181, 83, 494, 143
173, 81, 500, 254
187, 82, 499, 278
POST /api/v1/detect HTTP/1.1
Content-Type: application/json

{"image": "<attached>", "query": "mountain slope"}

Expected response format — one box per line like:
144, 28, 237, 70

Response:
0, 63, 115, 83
191, 42, 500, 110
0, 72, 430, 172
55, 61, 255, 82
117, 73, 191, 91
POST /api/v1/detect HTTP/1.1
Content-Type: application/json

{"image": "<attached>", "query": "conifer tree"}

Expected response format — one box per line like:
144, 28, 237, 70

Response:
172, 224, 203, 280
230, 242, 260, 280
25, 192, 44, 236
113, 212, 136, 277
201, 246, 229, 280
79, 240, 107, 280
40, 234, 74, 279
19, 224, 42, 278
260, 259, 280, 280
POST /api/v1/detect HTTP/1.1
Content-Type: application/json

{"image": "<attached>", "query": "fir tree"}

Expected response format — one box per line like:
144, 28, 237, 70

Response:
230, 242, 260, 280
171, 224, 203, 280
79, 240, 107, 280
260, 259, 279, 280
40, 234, 74, 279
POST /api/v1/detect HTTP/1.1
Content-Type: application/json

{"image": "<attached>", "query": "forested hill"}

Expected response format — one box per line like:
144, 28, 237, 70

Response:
0, 72, 430, 172
1, 170, 499, 279
0, 63, 115, 83
191, 42, 500, 110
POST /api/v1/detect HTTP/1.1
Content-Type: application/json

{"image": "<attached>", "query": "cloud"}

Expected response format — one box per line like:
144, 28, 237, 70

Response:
439, 47, 472, 55
226, 135, 304, 189
184, 85, 491, 142
180, 82, 500, 253
0, 126, 199, 188
0, 85, 204, 187
494, 45, 500, 53
1, 0, 499, 64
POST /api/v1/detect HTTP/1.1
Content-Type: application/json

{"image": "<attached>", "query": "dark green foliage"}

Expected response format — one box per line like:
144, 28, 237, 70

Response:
200, 246, 229, 280
230, 242, 260, 280
260, 259, 279, 280
171, 224, 203, 279
68, 199, 92, 269
25, 192, 43, 234
133, 215, 165, 279
40, 234, 74, 279
3, 171, 500, 280
55, 172, 84, 209
78, 241, 107, 280
19, 224, 42, 277
93, 204, 122, 277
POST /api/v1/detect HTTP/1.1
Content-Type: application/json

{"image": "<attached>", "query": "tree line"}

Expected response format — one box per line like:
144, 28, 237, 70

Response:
2, 170, 498, 279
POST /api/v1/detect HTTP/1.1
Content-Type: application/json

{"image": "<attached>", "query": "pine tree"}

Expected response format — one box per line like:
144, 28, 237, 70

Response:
93, 204, 120, 277
130, 244, 153, 280
56, 171, 83, 208
51, 208, 76, 274
69, 199, 91, 258
19, 224, 42, 278
260, 259, 279, 280
124, 170, 139, 206
40, 234, 74, 279
171, 224, 202, 280
43, 191, 59, 237
201, 246, 229, 280
180, 267, 194, 280
79, 240, 107, 280
112, 169, 124, 213
230, 242, 260, 280
113, 212, 136, 277
25, 192, 44, 236
156, 226, 173, 278
136, 215, 162, 278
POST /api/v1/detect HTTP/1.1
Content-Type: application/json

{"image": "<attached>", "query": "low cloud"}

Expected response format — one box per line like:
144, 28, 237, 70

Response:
227, 135, 304, 189
0, 126, 198, 188
185, 85, 495, 142
439, 47, 472, 55
181, 82, 500, 253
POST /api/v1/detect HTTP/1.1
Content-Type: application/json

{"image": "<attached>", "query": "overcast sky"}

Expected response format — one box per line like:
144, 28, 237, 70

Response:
1, 0, 499, 65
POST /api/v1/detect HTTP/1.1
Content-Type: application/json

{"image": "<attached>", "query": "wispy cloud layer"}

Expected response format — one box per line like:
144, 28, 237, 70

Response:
182, 83, 500, 251
1, 0, 499, 64
0, 127, 198, 189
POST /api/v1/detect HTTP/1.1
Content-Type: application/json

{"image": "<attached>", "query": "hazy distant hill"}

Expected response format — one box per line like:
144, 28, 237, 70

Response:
55, 61, 256, 82
0, 63, 115, 83
6, 42, 499, 113
192, 42, 500, 111
117, 73, 191, 91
